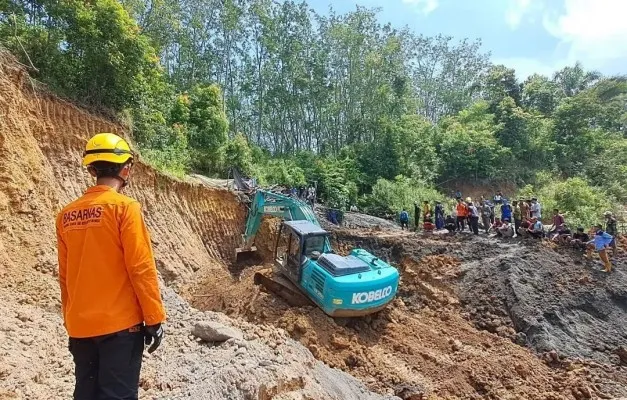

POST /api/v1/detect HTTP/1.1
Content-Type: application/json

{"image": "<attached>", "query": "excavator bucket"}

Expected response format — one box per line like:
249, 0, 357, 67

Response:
253, 272, 313, 308
234, 245, 258, 264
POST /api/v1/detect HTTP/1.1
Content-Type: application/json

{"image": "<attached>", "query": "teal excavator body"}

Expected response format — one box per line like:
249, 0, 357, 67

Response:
237, 190, 399, 317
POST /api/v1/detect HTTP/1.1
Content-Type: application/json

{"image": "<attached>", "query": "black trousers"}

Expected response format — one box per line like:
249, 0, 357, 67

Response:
470, 216, 479, 235
69, 327, 144, 400
514, 219, 521, 234
456, 216, 466, 231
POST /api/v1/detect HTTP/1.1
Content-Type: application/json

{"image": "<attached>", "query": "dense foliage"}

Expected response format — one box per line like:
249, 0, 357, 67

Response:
2, 0, 626, 225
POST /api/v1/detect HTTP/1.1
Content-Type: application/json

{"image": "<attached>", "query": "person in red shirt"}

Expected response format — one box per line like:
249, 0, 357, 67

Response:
455, 198, 468, 231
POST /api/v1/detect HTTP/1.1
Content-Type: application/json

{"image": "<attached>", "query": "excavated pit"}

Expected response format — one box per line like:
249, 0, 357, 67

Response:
192, 221, 627, 399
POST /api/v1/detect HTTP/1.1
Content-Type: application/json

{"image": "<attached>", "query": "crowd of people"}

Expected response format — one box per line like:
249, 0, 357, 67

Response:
285, 184, 317, 206
399, 191, 621, 273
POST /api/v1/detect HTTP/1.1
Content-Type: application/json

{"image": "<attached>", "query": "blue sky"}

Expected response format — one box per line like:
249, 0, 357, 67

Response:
307, 0, 627, 79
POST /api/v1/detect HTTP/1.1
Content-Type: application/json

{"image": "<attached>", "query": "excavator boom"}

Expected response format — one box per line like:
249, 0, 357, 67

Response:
235, 190, 328, 262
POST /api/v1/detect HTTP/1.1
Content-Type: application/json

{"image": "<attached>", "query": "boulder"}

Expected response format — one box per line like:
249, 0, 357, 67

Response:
192, 321, 244, 342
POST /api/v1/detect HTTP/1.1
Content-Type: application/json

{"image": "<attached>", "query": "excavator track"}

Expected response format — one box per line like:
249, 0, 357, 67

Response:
253, 271, 313, 308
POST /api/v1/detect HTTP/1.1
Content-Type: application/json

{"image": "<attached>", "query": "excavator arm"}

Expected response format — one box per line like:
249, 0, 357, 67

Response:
237, 190, 328, 258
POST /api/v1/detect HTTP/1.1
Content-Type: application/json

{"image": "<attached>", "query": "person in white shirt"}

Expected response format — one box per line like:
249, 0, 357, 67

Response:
497, 219, 515, 238
530, 197, 542, 220
468, 202, 480, 235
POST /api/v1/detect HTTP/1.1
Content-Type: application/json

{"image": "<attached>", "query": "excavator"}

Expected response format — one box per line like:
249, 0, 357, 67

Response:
236, 189, 400, 317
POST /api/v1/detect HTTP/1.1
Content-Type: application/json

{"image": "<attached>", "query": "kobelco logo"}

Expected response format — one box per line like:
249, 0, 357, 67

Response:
351, 286, 393, 304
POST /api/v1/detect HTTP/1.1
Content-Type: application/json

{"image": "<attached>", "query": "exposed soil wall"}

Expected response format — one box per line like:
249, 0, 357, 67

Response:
0, 49, 394, 400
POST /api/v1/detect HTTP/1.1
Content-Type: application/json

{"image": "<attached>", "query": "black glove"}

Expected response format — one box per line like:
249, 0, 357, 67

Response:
144, 323, 164, 354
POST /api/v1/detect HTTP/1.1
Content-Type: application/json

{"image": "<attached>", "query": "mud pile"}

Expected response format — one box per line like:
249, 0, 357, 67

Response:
0, 49, 394, 399
458, 239, 627, 365
193, 228, 627, 399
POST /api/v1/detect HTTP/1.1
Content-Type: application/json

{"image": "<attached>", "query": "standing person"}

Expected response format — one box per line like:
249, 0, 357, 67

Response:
422, 200, 432, 224
468, 202, 480, 235
501, 200, 512, 222
604, 211, 618, 256
530, 197, 542, 220
413, 202, 421, 232
306, 186, 316, 207
399, 209, 409, 230
481, 201, 492, 233
494, 191, 503, 205
56, 133, 166, 400
434, 201, 445, 230
512, 201, 522, 236
519, 198, 530, 220
586, 225, 615, 272
465, 197, 473, 230
488, 200, 496, 224
455, 198, 468, 232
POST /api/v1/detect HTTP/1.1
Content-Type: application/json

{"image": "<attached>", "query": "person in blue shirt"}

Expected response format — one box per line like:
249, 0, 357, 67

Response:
399, 209, 409, 230
434, 201, 445, 230
501, 200, 512, 222
527, 217, 544, 239
586, 224, 614, 272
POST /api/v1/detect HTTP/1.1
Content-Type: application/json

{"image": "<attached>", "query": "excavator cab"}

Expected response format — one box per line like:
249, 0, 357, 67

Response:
274, 220, 329, 285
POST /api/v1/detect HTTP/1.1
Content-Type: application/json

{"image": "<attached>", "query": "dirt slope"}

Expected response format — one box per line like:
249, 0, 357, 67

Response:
0, 49, 395, 399
458, 238, 627, 364
193, 229, 627, 400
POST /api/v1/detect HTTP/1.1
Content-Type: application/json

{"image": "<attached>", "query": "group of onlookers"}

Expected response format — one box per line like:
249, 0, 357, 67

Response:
287, 185, 316, 206
399, 191, 621, 273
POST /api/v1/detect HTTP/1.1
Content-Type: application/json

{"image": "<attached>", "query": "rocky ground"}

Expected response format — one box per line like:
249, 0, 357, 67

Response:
0, 284, 395, 400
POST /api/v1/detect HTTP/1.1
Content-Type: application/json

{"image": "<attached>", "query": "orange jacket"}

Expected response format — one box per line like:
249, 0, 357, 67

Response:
456, 203, 468, 217
56, 185, 166, 338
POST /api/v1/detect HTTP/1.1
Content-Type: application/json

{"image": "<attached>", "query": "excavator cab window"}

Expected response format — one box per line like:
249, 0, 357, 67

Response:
304, 235, 326, 258
286, 231, 304, 280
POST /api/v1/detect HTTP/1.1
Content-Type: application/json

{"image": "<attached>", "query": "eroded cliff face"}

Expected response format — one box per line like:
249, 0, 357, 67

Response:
0, 50, 395, 400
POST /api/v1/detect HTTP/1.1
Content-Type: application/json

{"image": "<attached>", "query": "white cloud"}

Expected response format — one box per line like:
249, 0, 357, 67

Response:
492, 56, 568, 80
542, 0, 627, 71
401, 0, 439, 15
505, 0, 532, 29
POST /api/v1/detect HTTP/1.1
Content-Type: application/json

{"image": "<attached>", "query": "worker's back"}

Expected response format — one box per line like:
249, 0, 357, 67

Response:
56, 185, 163, 338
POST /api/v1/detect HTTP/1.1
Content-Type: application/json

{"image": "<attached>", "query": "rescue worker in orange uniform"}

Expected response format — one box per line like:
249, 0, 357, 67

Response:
56, 133, 166, 400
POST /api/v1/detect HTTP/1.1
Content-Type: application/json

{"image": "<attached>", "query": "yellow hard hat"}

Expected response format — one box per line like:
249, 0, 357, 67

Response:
82, 133, 133, 166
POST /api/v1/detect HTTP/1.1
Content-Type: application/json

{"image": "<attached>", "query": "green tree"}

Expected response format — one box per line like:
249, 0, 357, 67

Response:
2, 0, 164, 110
522, 74, 562, 116
187, 84, 229, 153
223, 133, 253, 176
553, 62, 601, 97
437, 102, 508, 181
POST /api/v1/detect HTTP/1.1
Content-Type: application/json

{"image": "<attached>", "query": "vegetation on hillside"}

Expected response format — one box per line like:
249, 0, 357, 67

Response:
2, 0, 626, 227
